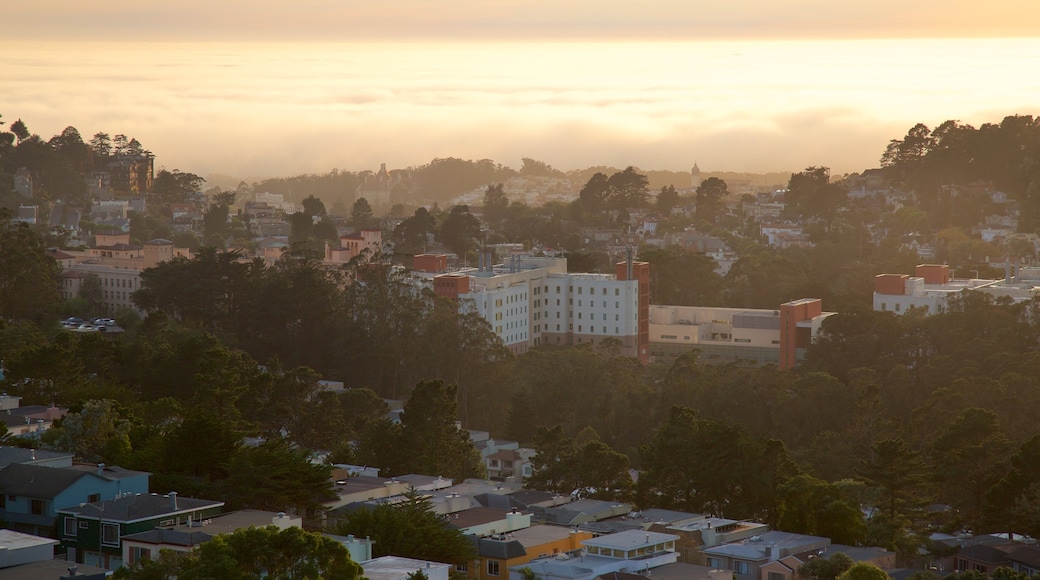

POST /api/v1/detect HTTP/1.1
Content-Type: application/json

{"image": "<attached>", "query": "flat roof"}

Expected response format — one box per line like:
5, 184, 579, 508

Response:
0, 529, 58, 550
585, 530, 678, 550
362, 556, 451, 580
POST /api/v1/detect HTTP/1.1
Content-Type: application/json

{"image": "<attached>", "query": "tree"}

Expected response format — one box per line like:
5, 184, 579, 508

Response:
987, 435, 1040, 536
837, 562, 893, 580
606, 167, 649, 209
785, 167, 847, 219
0, 209, 61, 322
695, 177, 728, 223
394, 206, 436, 253
335, 489, 476, 565
656, 184, 680, 213
640, 246, 724, 306
397, 380, 484, 480
579, 172, 610, 212
89, 132, 112, 157
79, 273, 105, 316
778, 475, 866, 545
483, 183, 509, 227
302, 195, 327, 218
439, 205, 482, 259
527, 425, 633, 500
46, 399, 133, 464
115, 526, 363, 580
203, 191, 235, 246
638, 406, 796, 520
931, 408, 1012, 534
799, 552, 854, 580
857, 439, 931, 520
223, 439, 333, 515
351, 197, 374, 228
9, 119, 29, 144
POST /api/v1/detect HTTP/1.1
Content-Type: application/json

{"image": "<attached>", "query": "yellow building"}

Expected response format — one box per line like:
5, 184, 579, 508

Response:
461, 525, 593, 579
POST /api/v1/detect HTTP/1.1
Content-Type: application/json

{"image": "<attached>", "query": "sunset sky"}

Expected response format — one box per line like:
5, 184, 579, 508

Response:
4, 2, 1040, 180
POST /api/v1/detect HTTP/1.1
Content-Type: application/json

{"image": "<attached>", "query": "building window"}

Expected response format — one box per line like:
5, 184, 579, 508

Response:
707, 558, 724, 569
130, 546, 150, 565
88, 493, 100, 503
64, 517, 77, 537
30, 499, 45, 515
733, 560, 752, 575
488, 560, 500, 576
102, 523, 120, 546
456, 563, 468, 573
769, 573, 786, 580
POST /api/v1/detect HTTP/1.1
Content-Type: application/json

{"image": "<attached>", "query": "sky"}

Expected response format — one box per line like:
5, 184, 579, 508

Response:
3, 2, 1040, 180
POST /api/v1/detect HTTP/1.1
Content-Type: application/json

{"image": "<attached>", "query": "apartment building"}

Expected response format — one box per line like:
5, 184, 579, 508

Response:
428, 254, 651, 362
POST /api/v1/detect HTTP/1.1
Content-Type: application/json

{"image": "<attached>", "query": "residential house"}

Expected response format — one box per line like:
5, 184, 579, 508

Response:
325, 533, 375, 564
1007, 545, 1040, 577
0, 393, 68, 437
57, 492, 224, 570
120, 509, 299, 567
323, 475, 410, 511
949, 536, 1020, 574
486, 449, 534, 483
448, 507, 531, 538
532, 499, 633, 527
0, 446, 73, 469
662, 517, 769, 563
462, 525, 593, 579
0, 462, 149, 537
760, 545, 895, 580
701, 531, 830, 580
509, 530, 680, 580
362, 555, 451, 580
595, 563, 730, 580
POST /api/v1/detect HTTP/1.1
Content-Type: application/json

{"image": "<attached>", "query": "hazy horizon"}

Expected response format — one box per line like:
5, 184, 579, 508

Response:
4, 3, 1039, 182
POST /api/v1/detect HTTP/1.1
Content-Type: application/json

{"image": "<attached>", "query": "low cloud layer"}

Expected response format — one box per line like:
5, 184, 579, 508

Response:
3, 39, 1037, 179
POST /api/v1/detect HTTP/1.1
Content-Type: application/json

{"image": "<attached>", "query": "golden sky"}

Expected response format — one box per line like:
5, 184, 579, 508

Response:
9, 0, 1040, 41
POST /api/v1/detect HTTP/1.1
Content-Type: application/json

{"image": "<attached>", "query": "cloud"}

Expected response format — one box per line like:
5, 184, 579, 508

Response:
3, 37, 1037, 179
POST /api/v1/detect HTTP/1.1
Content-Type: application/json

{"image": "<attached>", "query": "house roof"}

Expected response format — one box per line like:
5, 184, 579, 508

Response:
1008, 546, 1040, 569
702, 531, 830, 560
57, 493, 224, 523
0, 447, 72, 469
959, 543, 1014, 564
66, 463, 151, 481
447, 506, 514, 529
0, 405, 68, 428
0, 463, 90, 499
585, 530, 678, 550
472, 536, 526, 559
0, 558, 108, 580
508, 490, 560, 507
121, 528, 212, 547
488, 449, 520, 462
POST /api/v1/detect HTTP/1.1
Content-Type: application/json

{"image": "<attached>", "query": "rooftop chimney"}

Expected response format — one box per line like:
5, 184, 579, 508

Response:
168, 491, 178, 510
97, 463, 105, 477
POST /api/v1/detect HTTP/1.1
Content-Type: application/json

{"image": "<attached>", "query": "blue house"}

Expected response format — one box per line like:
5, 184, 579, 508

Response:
0, 462, 150, 537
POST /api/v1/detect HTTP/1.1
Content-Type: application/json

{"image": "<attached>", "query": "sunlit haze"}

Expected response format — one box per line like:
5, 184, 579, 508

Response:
4, 2, 1040, 179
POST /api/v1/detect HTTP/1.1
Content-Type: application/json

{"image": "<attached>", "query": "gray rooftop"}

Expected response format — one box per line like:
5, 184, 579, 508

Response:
0, 446, 72, 469
585, 530, 678, 550
57, 493, 224, 523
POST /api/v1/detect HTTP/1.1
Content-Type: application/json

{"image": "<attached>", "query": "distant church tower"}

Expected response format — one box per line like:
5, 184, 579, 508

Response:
691, 163, 702, 188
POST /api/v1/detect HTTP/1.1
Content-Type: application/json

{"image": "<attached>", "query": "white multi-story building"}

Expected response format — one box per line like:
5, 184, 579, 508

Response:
429, 254, 650, 361
873, 262, 1040, 316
